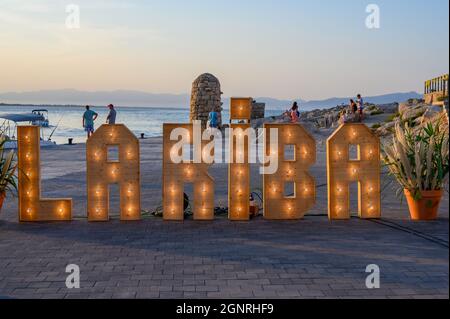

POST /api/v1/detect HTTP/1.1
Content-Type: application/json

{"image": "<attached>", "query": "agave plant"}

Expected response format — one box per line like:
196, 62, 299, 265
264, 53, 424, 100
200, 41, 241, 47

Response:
0, 135, 18, 197
382, 117, 449, 200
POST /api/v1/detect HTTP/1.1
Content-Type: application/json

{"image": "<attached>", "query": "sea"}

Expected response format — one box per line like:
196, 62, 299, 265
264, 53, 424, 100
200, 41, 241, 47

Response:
0, 105, 283, 145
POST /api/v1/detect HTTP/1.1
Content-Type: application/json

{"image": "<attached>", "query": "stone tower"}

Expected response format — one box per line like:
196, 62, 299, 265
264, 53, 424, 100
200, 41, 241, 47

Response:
190, 73, 223, 127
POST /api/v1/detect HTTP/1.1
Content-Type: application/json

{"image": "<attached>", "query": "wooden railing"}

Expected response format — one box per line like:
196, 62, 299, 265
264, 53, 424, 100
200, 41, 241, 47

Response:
424, 74, 448, 105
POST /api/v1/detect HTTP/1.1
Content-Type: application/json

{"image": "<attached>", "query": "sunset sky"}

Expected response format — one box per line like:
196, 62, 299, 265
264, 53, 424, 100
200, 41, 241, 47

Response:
0, 0, 448, 100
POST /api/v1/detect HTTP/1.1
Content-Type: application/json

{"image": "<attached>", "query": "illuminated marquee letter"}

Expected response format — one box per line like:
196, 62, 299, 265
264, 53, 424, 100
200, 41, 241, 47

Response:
327, 123, 381, 220
163, 124, 214, 221
228, 124, 252, 220
86, 124, 141, 221
18, 126, 72, 222
228, 98, 253, 221
263, 124, 316, 219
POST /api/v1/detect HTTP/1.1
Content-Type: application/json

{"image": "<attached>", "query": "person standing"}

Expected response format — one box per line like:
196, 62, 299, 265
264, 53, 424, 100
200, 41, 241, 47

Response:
350, 99, 358, 114
106, 104, 117, 125
82, 105, 98, 138
290, 102, 300, 123
356, 94, 364, 122
208, 110, 219, 128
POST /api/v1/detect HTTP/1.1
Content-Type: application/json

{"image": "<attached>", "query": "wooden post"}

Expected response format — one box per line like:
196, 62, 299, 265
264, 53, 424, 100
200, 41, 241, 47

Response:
228, 124, 251, 220
17, 126, 72, 222
228, 98, 253, 221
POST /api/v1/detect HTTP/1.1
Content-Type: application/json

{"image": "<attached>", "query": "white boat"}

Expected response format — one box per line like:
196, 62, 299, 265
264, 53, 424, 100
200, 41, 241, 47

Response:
0, 113, 57, 149
31, 109, 50, 127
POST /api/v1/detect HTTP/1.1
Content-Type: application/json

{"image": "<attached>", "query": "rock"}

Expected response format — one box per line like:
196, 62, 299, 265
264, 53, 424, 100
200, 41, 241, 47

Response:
400, 104, 428, 121
251, 102, 266, 120
414, 106, 445, 126
376, 121, 396, 136
377, 103, 398, 113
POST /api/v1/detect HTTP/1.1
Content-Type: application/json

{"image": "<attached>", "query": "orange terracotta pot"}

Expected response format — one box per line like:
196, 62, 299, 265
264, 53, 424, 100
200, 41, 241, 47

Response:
0, 192, 5, 213
404, 189, 443, 221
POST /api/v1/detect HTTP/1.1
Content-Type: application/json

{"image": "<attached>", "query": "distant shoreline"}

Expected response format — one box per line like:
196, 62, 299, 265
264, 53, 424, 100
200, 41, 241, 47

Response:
0, 103, 190, 111
0, 103, 284, 112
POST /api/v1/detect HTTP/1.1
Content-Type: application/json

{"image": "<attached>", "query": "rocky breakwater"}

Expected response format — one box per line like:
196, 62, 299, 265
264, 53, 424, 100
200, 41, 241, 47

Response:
375, 99, 448, 137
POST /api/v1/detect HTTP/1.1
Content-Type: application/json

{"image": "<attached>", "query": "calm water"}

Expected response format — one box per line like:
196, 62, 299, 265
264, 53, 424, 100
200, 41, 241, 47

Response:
0, 105, 282, 145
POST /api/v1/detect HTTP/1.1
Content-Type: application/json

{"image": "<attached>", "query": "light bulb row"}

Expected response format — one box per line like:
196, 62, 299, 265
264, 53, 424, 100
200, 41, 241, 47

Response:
334, 184, 376, 195
335, 148, 376, 160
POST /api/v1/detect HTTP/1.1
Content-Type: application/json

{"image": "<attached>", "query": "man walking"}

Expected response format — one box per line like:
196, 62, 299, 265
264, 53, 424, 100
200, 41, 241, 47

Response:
82, 105, 98, 138
106, 104, 117, 125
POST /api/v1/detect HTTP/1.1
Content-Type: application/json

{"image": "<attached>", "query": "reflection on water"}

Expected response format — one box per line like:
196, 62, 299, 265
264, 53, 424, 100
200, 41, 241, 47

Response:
0, 105, 282, 145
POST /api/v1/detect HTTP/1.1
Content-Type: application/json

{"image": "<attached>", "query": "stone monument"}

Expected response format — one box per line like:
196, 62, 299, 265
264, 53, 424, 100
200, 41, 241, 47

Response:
190, 73, 223, 127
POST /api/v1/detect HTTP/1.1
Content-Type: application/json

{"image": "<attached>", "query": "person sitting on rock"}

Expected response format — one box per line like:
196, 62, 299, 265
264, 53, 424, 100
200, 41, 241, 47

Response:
290, 102, 300, 123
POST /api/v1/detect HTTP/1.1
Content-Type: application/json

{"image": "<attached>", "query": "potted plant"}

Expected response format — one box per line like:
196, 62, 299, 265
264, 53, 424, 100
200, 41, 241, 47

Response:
382, 119, 449, 220
0, 135, 18, 212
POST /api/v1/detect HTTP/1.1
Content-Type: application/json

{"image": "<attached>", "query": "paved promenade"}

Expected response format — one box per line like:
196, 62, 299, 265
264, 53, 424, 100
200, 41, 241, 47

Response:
0, 139, 448, 299
1, 215, 448, 299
